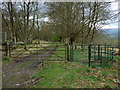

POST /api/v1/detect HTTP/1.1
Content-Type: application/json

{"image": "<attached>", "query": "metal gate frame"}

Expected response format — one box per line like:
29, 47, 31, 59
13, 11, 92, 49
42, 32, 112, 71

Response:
69, 44, 115, 67
2, 42, 67, 61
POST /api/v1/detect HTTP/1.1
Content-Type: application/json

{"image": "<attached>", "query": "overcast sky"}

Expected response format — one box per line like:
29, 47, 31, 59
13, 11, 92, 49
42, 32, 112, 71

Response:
102, 2, 118, 29
42, 2, 119, 29
29, 1, 119, 29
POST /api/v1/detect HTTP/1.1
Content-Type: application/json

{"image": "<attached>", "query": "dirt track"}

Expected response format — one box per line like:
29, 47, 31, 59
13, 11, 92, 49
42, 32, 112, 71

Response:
2, 47, 56, 88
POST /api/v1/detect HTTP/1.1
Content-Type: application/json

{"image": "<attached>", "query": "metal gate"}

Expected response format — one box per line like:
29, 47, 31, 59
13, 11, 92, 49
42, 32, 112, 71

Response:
69, 44, 115, 67
2, 42, 115, 67
2, 42, 67, 61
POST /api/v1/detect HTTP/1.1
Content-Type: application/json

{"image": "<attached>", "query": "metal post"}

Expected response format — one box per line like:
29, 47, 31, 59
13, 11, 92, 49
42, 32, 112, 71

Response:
108, 46, 110, 60
111, 47, 114, 64
100, 47, 102, 67
107, 45, 108, 60
81, 44, 83, 51
37, 42, 38, 59
105, 44, 106, 59
70, 45, 73, 61
88, 45, 91, 67
6, 43, 10, 57
98, 45, 100, 60
94, 45, 95, 60
5, 43, 8, 56
9, 43, 11, 57
66, 45, 69, 61
65, 44, 66, 59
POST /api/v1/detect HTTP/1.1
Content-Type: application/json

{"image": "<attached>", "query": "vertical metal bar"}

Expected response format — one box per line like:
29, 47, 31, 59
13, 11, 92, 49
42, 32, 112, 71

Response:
37, 42, 39, 59
108, 46, 110, 60
98, 45, 100, 60
100, 47, 102, 67
94, 45, 95, 60
111, 47, 114, 64
81, 44, 83, 51
66, 45, 69, 61
70, 45, 74, 61
109, 46, 111, 65
65, 45, 66, 60
6, 43, 8, 57
110, 47, 114, 64
6, 43, 10, 57
107, 45, 108, 60
105, 44, 106, 59
70, 45, 71, 61
9, 43, 11, 57
95, 45, 96, 60
88, 45, 91, 67
72, 45, 74, 61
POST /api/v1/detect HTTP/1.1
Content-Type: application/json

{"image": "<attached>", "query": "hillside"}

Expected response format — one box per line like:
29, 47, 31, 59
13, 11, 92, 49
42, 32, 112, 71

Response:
102, 28, 118, 40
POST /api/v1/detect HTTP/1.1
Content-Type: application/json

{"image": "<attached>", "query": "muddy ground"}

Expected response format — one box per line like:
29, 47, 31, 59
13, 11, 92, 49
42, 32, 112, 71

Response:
2, 47, 56, 88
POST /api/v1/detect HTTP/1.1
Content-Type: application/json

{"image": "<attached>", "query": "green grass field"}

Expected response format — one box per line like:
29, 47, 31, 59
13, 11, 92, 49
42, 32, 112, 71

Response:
31, 47, 119, 88
2, 42, 119, 88
33, 59, 119, 88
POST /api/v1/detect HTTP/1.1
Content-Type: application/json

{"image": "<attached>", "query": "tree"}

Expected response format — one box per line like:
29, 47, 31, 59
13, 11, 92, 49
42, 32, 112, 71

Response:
2, 2, 43, 44
45, 2, 111, 45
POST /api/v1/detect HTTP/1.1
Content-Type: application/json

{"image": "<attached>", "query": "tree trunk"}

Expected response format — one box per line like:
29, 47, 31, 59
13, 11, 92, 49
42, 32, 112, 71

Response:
8, 2, 16, 48
69, 37, 74, 45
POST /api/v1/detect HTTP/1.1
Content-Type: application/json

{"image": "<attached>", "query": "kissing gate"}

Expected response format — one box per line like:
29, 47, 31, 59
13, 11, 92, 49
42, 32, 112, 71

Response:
69, 44, 115, 67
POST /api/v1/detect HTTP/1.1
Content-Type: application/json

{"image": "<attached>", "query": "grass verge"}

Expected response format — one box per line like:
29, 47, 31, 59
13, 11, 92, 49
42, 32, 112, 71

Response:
33, 56, 119, 88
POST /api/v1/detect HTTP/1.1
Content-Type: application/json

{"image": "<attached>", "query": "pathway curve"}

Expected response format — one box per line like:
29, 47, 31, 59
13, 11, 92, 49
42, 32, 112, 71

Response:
2, 47, 57, 88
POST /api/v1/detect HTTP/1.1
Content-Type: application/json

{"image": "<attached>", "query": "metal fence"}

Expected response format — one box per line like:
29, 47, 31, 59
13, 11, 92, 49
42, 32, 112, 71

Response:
2, 42, 115, 67
2, 42, 67, 62
69, 44, 115, 67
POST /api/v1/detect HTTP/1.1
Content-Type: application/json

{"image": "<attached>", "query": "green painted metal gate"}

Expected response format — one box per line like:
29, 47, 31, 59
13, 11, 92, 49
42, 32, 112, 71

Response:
69, 44, 115, 67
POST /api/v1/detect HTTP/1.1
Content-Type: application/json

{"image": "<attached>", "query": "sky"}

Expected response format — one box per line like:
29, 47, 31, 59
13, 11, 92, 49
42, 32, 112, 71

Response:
101, 2, 118, 29
42, 2, 119, 29
29, 1, 119, 29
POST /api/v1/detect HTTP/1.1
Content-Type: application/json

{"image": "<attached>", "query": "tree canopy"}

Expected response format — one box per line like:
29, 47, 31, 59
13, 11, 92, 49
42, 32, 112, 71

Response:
2, 2, 117, 46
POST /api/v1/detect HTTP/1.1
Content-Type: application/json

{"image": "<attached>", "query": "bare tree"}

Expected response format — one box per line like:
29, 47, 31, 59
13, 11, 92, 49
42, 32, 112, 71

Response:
2, 2, 43, 44
45, 2, 111, 45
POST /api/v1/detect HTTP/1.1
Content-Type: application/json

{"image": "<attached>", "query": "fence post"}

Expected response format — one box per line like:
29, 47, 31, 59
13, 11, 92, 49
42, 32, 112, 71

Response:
66, 44, 69, 61
111, 47, 114, 64
70, 45, 73, 61
98, 45, 100, 60
105, 44, 106, 58
100, 47, 102, 67
88, 45, 91, 67
6, 43, 10, 57
9, 43, 11, 57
